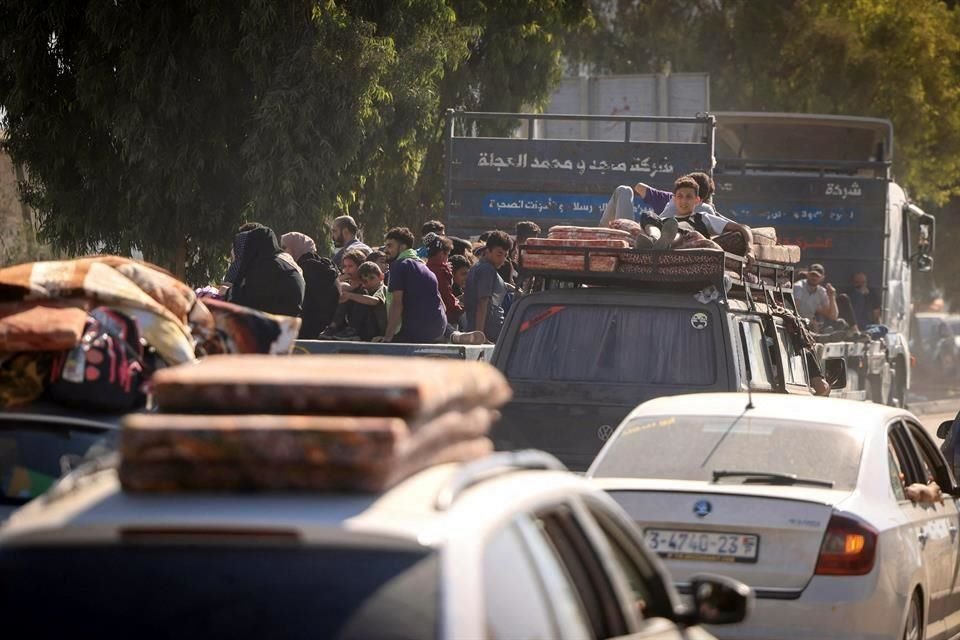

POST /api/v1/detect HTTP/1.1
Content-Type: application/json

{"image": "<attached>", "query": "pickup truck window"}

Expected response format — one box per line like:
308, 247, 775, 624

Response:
776, 326, 806, 385
739, 320, 773, 388
506, 305, 717, 385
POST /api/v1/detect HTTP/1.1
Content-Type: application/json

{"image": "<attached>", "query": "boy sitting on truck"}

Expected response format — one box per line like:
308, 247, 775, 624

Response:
334, 261, 388, 341
657, 176, 756, 262
634, 171, 719, 219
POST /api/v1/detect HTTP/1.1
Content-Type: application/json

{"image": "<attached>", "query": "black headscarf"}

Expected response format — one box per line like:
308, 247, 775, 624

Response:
233, 226, 282, 285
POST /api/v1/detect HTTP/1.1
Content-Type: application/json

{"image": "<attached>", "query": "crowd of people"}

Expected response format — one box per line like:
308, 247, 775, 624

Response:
216, 217, 543, 345
214, 170, 886, 350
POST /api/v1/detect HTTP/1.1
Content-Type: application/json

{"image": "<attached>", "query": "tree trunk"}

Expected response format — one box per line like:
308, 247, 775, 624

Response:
174, 236, 187, 281
13, 163, 37, 258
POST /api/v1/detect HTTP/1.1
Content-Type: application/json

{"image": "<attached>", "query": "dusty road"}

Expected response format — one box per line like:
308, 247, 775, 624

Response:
920, 411, 956, 442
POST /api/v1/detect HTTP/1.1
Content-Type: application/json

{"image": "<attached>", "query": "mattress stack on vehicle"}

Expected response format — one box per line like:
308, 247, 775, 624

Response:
521, 226, 632, 272
118, 355, 512, 493
750, 227, 801, 264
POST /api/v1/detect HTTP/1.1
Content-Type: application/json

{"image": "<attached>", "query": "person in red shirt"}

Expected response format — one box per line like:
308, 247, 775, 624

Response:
425, 235, 463, 327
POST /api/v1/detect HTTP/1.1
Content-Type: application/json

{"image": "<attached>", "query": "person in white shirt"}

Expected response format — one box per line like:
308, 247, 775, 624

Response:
793, 263, 838, 325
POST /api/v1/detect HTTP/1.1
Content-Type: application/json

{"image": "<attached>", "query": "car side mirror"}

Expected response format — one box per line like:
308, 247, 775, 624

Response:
938, 420, 954, 440
686, 574, 752, 626
916, 254, 934, 273
824, 357, 848, 390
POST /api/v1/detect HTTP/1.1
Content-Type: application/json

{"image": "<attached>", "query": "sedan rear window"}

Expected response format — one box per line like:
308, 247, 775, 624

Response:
0, 545, 438, 639
591, 415, 863, 491
506, 305, 717, 385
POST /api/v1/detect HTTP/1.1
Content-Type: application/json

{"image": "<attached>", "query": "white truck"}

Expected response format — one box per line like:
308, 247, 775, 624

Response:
712, 112, 936, 406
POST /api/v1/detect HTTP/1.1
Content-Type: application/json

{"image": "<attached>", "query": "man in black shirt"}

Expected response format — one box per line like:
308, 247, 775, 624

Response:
844, 272, 882, 330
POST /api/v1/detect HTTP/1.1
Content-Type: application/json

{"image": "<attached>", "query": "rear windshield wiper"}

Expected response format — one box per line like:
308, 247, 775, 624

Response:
712, 470, 835, 488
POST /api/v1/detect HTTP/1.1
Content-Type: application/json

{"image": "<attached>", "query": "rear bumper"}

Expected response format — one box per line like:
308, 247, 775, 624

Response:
703, 574, 905, 640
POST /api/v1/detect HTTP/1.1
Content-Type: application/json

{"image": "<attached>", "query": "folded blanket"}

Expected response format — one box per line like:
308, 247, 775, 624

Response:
0, 302, 89, 352
199, 298, 301, 355
0, 259, 195, 364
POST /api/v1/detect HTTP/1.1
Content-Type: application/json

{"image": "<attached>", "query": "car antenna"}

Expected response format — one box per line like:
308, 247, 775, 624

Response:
700, 384, 754, 469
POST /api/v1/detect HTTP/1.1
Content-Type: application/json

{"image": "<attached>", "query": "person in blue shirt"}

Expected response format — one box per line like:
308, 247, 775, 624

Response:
375, 227, 446, 343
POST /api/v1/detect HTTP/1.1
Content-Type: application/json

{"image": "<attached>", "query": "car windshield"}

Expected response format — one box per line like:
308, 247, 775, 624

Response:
506, 304, 717, 385
0, 545, 438, 639
0, 421, 118, 505
591, 415, 863, 491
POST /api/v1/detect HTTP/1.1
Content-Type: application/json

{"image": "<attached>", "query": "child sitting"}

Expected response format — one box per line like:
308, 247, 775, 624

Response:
328, 261, 387, 341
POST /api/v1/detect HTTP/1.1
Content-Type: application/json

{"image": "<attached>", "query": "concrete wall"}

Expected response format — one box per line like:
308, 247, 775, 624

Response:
539, 72, 710, 142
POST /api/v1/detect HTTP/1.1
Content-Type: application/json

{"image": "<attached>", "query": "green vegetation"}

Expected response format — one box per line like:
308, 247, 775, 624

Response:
0, 1, 589, 280
569, 0, 960, 206
570, 0, 960, 302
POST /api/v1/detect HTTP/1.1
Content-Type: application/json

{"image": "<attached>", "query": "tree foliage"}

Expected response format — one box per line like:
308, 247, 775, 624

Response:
355, 0, 593, 240
569, 0, 960, 206
0, 0, 588, 280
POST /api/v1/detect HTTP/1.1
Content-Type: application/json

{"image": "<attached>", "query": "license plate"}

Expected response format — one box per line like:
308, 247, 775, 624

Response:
644, 528, 759, 563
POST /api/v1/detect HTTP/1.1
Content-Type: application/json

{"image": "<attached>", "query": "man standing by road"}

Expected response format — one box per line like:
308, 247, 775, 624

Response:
793, 264, 839, 326
463, 231, 510, 343
331, 215, 370, 270
845, 271, 882, 329
375, 227, 446, 343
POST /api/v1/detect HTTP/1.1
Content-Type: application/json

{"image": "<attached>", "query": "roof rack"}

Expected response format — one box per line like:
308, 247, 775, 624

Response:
519, 246, 798, 310
435, 450, 566, 511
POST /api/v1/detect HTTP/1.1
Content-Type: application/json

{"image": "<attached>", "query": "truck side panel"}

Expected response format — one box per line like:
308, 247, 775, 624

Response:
447, 127, 712, 237
713, 173, 888, 289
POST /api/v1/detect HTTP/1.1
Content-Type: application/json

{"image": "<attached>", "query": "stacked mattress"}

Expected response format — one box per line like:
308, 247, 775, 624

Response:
750, 227, 801, 264
522, 226, 632, 272
119, 355, 512, 493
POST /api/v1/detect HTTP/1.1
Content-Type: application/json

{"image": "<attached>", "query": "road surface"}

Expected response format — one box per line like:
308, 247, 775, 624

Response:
921, 411, 956, 443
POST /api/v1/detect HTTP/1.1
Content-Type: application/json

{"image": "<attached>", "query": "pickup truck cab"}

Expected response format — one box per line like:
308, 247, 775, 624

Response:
491, 248, 847, 471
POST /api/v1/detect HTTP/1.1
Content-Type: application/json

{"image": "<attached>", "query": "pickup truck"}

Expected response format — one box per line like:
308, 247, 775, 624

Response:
489, 247, 848, 471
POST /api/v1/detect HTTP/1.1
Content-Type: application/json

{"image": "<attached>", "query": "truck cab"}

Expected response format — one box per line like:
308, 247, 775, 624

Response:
491, 248, 844, 471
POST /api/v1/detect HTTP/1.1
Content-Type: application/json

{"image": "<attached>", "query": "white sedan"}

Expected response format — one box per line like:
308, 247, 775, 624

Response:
588, 393, 960, 640
0, 450, 749, 639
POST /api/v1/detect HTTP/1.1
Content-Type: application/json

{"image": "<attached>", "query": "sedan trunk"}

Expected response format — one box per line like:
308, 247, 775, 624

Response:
602, 482, 849, 594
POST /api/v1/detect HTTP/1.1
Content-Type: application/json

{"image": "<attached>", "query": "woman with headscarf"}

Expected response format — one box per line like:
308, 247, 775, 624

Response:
281, 231, 340, 338
228, 226, 305, 317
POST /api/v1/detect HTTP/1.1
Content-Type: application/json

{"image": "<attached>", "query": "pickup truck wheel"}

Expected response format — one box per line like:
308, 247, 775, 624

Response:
889, 362, 906, 408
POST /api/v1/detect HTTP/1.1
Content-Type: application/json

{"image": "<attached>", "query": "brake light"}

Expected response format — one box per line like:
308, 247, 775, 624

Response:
814, 514, 878, 576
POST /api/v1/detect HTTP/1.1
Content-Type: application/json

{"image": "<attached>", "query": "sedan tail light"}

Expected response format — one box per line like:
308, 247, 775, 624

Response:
814, 514, 878, 576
